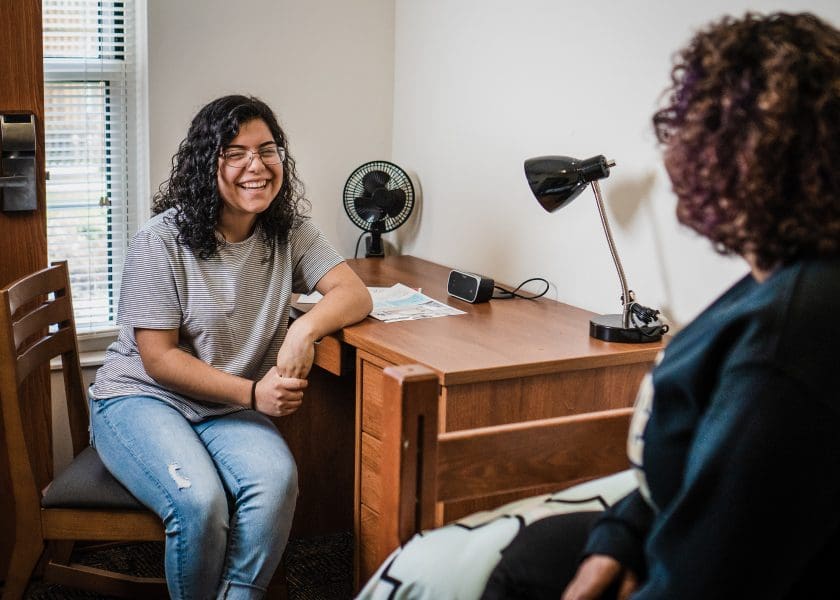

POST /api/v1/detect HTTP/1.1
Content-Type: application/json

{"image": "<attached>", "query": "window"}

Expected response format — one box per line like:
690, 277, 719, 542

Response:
42, 0, 146, 334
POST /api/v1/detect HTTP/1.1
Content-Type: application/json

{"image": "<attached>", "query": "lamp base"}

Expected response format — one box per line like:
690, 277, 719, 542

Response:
590, 314, 664, 343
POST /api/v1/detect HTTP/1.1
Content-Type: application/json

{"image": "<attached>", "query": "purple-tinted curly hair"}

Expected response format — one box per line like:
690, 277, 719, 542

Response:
653, 12, 840, 269
152, 95, 310, 259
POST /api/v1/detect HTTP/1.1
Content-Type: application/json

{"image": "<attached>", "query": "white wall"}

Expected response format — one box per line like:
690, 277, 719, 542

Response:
144, 1, 840, 328
147, 0, 395, 254
391, 0, 840, 327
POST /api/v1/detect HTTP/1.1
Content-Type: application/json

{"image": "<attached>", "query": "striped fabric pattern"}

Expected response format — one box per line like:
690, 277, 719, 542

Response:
90, 208, 343, 422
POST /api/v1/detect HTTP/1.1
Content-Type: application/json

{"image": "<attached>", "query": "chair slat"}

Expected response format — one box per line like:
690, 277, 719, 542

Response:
6, 265, 67, 317
41, 508, 164, 541
13, 295, 73, 351
16, 327, 75, 385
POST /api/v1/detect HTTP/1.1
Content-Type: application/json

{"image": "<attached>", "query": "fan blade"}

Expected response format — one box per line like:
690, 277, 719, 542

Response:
384, 189, 407, 218
354, 197, 385, 223
355, 194, 377, 211
362, 170, 391, 195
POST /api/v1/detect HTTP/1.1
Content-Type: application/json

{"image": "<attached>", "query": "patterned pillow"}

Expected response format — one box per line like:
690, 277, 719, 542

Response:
356, 470, 637, 600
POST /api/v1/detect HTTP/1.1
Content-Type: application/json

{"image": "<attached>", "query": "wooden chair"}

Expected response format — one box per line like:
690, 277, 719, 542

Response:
378, 364, 634, 550
0, 261, 166, 599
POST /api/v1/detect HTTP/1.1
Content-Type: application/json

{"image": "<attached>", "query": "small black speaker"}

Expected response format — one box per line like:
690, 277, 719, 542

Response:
447, 270, 494, 303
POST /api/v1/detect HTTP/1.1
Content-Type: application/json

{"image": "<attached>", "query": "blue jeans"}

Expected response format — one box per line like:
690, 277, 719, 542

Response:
89, 395, 298, 600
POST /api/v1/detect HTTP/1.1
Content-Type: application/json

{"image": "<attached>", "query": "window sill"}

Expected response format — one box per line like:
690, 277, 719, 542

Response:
77, 328, 118, 354
51, 350, 107, 371
50, 329, 115, 371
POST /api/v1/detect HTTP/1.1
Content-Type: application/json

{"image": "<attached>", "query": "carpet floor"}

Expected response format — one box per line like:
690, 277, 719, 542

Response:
20, 532, 353, 600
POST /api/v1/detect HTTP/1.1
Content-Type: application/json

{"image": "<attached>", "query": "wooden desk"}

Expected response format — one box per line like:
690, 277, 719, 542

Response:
286, 255, 663, 586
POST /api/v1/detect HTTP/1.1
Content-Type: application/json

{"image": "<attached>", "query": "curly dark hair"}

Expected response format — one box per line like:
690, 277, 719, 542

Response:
653, 12, 840, 270
152, 95, 310, 259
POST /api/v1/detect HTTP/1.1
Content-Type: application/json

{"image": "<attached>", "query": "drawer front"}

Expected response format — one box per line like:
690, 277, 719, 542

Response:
358, 351, 392, 440
359, 431, 382, 513
312, 335, 345, 376
359, 503, 383, 586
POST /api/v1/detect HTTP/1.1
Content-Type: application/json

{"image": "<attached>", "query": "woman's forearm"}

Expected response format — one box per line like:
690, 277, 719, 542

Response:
136, 329, 252, 407
290, 262, 372, 343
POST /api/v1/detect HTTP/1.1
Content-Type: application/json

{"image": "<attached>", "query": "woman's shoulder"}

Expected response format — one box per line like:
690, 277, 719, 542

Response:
728, 256, 840, 383
287, 216, 318, 237
126, 209, 186, 257
787, 256, 840, 303
755, 257, 840, 326
665, 257, 839, 376
286, 216, 330, 250
134, 208, 180, 242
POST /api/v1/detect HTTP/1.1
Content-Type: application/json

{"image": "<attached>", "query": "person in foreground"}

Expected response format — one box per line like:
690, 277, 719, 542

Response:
481, 12, 840, 600
89, 95, 372, 599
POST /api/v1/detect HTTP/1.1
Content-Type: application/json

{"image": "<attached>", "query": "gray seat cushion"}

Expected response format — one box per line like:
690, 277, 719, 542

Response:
41, 446, 147, 510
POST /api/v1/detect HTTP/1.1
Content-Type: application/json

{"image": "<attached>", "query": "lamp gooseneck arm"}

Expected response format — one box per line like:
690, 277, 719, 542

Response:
590, 180, 632, 328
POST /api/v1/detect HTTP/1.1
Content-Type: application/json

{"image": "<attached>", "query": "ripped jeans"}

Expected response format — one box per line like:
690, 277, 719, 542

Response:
89, 395, 298, 600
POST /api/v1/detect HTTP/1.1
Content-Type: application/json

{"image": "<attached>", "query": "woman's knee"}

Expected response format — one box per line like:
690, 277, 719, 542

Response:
253, 454, 298, 510
163, 476, 230, 538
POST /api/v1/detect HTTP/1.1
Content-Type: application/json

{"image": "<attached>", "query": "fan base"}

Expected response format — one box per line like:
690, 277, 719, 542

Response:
365, 235, 385, 258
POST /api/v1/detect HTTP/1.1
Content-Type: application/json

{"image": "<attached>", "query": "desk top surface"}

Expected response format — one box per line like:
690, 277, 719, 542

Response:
295, 256, 664, 385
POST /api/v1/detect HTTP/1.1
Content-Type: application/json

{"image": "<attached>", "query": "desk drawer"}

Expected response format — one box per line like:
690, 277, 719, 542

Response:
359, 503, 383, 585
359, 431, 382, 512
358, 351, 393, 440
312, 335, 346, 376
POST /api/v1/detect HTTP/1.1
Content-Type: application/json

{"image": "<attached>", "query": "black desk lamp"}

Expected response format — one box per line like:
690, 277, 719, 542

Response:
524, 155, 667, 343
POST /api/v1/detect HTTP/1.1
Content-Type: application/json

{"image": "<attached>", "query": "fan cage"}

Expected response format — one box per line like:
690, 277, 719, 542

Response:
343, 160, 415, 233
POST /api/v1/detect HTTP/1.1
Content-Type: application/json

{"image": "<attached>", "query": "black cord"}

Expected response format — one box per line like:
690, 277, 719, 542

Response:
628, 302, 660, 325
353, 232, 366, 259
492, 277, 550, 300
628, 302, 670, 337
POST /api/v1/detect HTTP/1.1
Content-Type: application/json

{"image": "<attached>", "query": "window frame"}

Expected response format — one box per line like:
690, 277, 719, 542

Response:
43, 0, 149, 350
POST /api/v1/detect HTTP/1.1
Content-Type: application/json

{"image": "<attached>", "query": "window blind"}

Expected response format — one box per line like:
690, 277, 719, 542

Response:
43, 0, 136, 332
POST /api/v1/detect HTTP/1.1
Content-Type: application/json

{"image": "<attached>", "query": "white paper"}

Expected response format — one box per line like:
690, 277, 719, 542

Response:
297, 284, 465, 322
368, 284, 465, 322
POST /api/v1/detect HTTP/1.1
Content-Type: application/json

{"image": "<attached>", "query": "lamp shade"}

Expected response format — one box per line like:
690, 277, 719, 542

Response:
524, 155, 612, 213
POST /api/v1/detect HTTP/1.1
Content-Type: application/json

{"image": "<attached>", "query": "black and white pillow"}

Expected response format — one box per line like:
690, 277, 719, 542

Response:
356, 470, 637, 600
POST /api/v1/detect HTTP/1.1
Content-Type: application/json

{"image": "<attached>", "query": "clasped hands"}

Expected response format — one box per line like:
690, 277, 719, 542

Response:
252, 327, 315, 417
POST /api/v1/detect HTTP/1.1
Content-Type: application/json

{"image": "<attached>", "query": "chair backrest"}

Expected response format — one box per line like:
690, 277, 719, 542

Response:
378, 364, 633, 547
0, 261, 88, 512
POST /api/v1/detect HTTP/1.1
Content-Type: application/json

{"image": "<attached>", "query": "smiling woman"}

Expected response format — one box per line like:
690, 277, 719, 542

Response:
152, 95, 309, 260
216, 120, 285, 242
86, 94, 372, 598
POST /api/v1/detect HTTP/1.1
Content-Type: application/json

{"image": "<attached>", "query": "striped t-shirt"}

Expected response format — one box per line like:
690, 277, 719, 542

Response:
90, 208, 343, 422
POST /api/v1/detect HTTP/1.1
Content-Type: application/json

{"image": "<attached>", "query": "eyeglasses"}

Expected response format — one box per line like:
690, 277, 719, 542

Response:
220, 145, 286, 168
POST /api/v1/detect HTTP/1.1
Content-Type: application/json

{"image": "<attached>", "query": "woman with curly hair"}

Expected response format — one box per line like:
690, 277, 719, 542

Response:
89, 95, 372, 598
481, 12, 840, 600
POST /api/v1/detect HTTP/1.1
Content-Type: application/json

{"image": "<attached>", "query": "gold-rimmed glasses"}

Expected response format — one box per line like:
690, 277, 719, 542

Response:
221, 145, 286, 168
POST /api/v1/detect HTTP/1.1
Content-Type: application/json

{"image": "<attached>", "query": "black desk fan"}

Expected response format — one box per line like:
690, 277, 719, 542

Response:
343, 160, 415, 257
